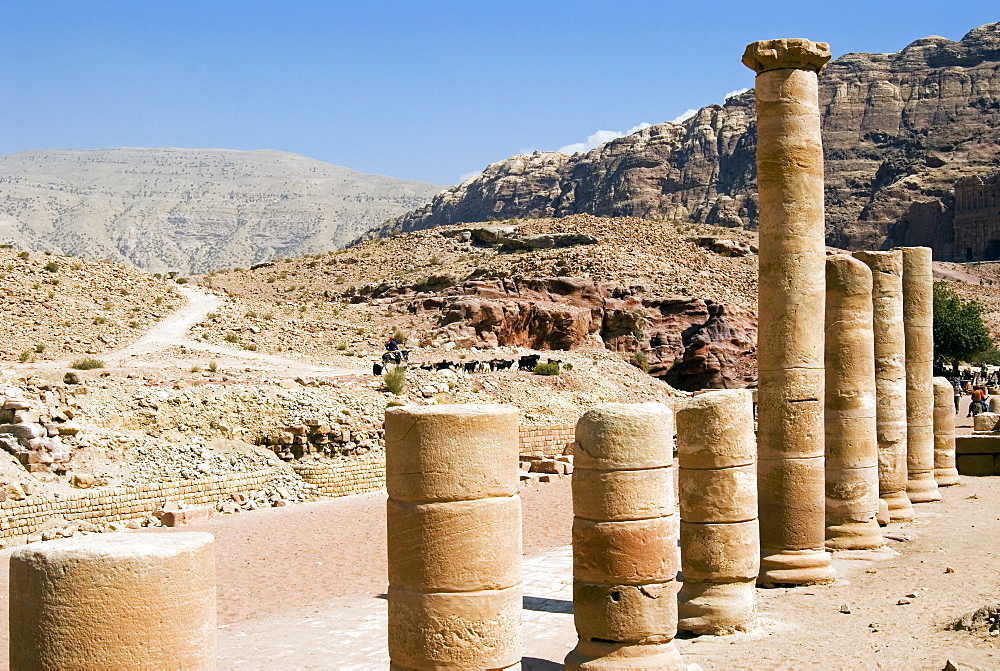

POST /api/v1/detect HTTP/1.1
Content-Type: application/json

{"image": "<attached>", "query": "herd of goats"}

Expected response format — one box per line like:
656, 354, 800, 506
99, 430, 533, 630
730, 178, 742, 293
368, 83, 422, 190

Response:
372, 351, 564, 376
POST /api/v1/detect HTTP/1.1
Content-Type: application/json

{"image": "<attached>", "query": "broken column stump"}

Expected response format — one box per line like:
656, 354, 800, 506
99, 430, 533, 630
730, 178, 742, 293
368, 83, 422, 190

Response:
933, 376, 961, 486
676, 390, 759, 635
9, 533, 217, 670
385, 404, 522, 670
565, 402, 684, 669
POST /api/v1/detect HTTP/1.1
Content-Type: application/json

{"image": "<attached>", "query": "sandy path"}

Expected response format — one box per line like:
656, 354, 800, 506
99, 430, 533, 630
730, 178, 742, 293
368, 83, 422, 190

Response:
3, 475, 1000, 668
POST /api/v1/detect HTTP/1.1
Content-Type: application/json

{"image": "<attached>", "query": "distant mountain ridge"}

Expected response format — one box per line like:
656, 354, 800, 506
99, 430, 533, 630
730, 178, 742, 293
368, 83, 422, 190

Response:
371, 22, 1000, 257
0, 148, 440, 273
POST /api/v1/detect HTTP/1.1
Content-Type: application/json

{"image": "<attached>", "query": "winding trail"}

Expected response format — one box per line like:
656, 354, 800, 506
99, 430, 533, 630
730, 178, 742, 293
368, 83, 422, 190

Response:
17, 286, 364, 379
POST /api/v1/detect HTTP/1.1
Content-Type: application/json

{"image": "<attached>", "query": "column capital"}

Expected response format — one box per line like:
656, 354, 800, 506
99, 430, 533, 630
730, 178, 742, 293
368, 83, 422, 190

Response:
742, 38, 831, 75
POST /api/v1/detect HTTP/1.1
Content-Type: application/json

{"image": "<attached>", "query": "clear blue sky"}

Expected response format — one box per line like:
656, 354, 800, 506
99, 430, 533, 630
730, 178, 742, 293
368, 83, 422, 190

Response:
1, 2, 996, 185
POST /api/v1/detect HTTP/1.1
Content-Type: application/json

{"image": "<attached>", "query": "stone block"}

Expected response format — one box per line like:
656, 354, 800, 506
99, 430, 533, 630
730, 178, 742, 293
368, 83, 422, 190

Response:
956, 435, 1000, 454
159, 506, 216, 527
957, 454, 995, 476
974, 412, 1000, 432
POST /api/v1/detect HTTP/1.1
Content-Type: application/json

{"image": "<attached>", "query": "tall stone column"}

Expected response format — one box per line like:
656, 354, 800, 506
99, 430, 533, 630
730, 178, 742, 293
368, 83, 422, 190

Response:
565, 403, 684, 670
742, 38, 836, 586
899, 246, 941, 503
853, 250, 914, 521
676, 390, 758, 635
10, 533, 216, 670
932, 376, 961, 486
385, 404, 522, 670
824, 255, 883, 550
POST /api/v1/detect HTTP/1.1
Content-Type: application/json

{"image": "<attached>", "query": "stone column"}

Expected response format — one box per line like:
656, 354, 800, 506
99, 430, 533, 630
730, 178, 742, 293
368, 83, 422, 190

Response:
565, 403, 683, 670
676, 390, 758, 635
385, 404, 522, 670
853, 250, 914, 521
899, 246, 941, 503
10, 533, 216, 670
933, 376, 961, 486
742, 38, 836, 586
824, 255, 883, 550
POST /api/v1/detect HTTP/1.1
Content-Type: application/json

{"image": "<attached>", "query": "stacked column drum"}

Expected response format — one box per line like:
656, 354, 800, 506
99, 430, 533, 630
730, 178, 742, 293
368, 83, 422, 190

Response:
385, 404, 522, 670
565, 402, 683, 669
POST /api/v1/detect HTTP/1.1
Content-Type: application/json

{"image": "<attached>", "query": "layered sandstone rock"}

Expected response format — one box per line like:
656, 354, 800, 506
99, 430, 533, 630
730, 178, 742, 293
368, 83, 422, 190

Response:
376, 23, 1000, 258
360, 276, 756, 390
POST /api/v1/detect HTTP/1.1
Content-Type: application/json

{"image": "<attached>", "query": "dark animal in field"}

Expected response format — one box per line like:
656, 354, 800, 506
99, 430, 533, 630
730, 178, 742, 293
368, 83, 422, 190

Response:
373, 362, 383, 376
518, 355, 540, 371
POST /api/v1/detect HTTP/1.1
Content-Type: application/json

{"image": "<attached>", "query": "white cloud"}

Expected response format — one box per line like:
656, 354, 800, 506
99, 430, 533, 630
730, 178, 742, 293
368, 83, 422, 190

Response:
671, 109, 698, 124
557, 122, 652, 155
458, 170, 481, 183
724, 87, 750, 100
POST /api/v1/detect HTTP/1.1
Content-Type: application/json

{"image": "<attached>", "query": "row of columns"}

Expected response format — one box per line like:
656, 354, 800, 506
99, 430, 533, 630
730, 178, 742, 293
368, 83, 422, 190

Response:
6, 36, 964, 670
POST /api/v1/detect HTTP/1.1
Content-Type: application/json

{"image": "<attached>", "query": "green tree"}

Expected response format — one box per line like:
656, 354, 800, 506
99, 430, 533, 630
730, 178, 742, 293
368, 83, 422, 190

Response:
933, 282, 993, 367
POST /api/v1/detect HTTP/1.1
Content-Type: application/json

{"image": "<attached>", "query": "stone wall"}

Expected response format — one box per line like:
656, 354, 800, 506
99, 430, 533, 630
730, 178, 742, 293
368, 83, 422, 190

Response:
0, 470, 287, 541
2, 424, 577, 541
955, 435, 1000, 475
292, 454, 386, 496
519, 424, 575, 458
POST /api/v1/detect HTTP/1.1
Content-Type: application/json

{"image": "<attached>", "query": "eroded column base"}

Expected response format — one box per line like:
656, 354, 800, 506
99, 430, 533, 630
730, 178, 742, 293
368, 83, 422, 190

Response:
825, 520, 884, 550
935, 467, 961, 487
565, 638, 684, 670
677, 580, 756, 635
391, 663, 521, 671
876, 498, 890, 525
387, 585, 522, 670
881, 490, 914, 521
758, 548, 836, 586
907, 471, 942, 503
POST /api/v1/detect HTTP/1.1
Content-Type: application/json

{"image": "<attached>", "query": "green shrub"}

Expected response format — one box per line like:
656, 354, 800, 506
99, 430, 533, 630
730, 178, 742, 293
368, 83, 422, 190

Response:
386, 400, 405, 408
242, 342, 258, 351
190, 365, 202, 373
18, 351, 32, 363
533, 362, 560, 376
93, 316, 107, 325
34, 343, 45, 354
44, 261, 59, 272
245, 311, 257, 319
383, 365, 407, 394
208, 361, 218, 373
336, 343, 347, 351
563, 362, 574, 371
17, 251, 28, 259
154, 296, 164, 305
128, 320, 139, 328
175, 277, 188, 284
633, 351, 650, 373
224, 333, 239, 343
71, 357, 104, 370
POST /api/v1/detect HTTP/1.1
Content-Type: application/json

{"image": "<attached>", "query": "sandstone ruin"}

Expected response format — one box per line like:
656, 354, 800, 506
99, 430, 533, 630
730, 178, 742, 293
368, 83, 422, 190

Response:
900, 246, 941, 503
676, 390, 758, 634
853, 249, 914, 522
10, 533, 216, 669
743, 37, 836, 586
824, 255, 883, 550
933, 376, 961, 486
385, 404, 522, 669
566, 403, 683, 669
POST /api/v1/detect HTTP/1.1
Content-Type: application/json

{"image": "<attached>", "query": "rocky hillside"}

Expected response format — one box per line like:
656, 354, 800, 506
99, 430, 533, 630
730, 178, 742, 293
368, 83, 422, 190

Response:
0, 247, 181, 362
205, 215, 759, 390
0, 148, 440, 274
372, 22, 1000, 257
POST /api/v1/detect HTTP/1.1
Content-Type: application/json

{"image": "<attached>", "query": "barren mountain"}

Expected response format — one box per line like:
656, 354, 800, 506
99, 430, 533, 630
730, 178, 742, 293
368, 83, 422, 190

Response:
372, 22, 1000, 258
0, 148, 440, 274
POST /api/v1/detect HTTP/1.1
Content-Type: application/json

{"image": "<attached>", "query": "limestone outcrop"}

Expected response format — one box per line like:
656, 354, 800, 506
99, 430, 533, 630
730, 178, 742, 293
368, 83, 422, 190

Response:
374, 23, 1000, 258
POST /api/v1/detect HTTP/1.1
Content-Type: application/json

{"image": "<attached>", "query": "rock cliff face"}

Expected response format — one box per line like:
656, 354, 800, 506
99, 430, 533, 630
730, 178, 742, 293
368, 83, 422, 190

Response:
347, 275, 757, 391
0, 148, 440, 274
376, 23, 1000, 257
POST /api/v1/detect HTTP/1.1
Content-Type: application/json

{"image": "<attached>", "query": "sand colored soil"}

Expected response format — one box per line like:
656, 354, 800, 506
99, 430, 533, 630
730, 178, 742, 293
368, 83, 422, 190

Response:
2, 471, 1000, 668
